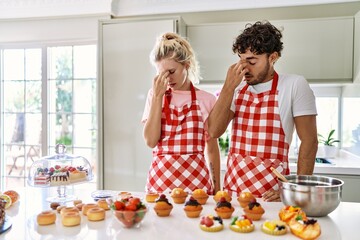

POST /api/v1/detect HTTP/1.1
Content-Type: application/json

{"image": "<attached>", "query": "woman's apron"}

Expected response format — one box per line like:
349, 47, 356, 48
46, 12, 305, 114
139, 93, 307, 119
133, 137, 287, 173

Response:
146, 83, 214, 195
223, 72, 289, 197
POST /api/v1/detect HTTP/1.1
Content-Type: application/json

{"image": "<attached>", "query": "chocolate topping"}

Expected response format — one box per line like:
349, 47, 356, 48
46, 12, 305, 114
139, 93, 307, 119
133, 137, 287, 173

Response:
185, 196, 200, 206
156, 194, 172, 206
248, 200, 260, 210
216, 197, 232, 208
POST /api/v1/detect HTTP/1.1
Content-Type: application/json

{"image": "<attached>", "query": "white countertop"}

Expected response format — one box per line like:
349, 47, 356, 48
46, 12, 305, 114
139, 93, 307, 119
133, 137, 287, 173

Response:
0, 186, 359, 240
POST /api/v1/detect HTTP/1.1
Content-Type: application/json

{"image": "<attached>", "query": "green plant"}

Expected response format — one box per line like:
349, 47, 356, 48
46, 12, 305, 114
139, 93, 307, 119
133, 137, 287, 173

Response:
318, 129, 340, 146
218, 131, 229, 154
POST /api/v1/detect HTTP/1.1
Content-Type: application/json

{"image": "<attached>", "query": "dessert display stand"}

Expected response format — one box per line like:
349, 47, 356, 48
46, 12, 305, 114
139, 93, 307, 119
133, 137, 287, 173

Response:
27, 144, 93, 203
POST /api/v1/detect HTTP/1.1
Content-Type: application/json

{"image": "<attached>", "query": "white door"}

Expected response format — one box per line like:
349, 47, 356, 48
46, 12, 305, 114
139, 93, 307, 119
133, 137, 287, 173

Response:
99, 18, 180, 191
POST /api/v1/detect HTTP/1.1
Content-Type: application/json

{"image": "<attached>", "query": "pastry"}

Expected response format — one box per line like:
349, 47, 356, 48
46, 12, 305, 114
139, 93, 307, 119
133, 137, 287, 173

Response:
56, 205, 66, 214
213, 190, 232, 203
97, 199, 110, 210
37, 210, 56, 225
60, 207, 79, 216
50, 202, 60, 210
82, 203, 98, 216
62, 212, 81, 227
237, 192, 255, 208
279, 205, 307, 224
50, 172, 69, 186
199, 215, 224, 232
153, 194, 173, 217
68, 169, 87, 183
183, 196, 203, 218
243, 200, 264, 221
170, 188, 188, 204
214, 197, 234, 219
73, 199, 82, 206
0, 199, 6, 227
191, 189, 209, 205
0, 194, 12, 209
145, 192, 159, 203
261, 219, 288, 235
288, 215, 321, 240
34, 172, 50, 185
229, 215, 255, 233
75, 203, 84, 211
87, 207, 106, 221
3, 190, 19, 205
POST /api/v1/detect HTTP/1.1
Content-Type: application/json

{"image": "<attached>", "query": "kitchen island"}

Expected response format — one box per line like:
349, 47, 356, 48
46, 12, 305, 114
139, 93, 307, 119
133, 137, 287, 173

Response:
0, 186, 358, 240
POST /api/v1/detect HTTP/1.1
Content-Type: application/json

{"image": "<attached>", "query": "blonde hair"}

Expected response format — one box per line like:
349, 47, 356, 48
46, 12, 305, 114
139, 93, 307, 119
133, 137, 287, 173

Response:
150, 32, 201, 84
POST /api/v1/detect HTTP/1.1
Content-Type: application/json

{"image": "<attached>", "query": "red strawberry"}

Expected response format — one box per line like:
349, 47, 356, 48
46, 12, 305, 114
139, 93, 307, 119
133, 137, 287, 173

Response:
55, 165, 61, 170
114, 201, 125, 210
49, 167, 55, 172
204, 217, 214, 227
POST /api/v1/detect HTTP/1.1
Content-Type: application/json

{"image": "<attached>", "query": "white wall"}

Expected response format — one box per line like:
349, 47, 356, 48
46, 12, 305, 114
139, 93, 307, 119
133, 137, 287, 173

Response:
0, 15, 110, 44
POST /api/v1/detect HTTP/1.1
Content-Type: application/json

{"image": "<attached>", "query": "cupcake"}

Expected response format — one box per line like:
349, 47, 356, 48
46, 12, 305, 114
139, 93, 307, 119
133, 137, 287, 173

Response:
183, 196, 203, 218
214, 197, 235, 219
237, 192, 255, 208
261, 220, 287, 236
213, 190, 232, 203
229, 215, 255, 233
191, 189, 209, 205
153, 194, 173, 217
170, 188, 188, 204
145, 192, 159, 203
279, 205, 307, 224
199, 215, 224, 232
243, 200, 264, 221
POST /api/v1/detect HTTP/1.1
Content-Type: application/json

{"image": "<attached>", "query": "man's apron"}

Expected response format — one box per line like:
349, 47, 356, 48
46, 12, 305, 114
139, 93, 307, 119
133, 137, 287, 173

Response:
146, 83, 214, 195
223, 72, 290, 197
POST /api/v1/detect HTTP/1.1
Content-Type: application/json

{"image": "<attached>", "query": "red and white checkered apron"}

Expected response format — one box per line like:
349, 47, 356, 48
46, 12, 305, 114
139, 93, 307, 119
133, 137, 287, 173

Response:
146, 83, 214, 195
223, 72, 289, 197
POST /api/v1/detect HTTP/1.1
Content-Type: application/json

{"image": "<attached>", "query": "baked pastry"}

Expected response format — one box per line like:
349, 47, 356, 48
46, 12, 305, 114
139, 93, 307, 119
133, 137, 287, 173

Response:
0, 199, 6, 227
153, 194, 173, 217
213, 190, 232, 203
60, 207, 79, 217
3, 190, 19, 205
87, 207, 106, 221
288, 215, 321, 240
191, 189, 209, 205
75, 203, 84, 211
199, 215, 224, 232
97, 199, 110, 210
37, 210, 56, 225
56, 205, 66, 214
261, 220, 288, 235
229, 215, 255, 233
237, 192, 255, 208
170, 188, 188, 204
183, 196, 203, 218
50, 202, 60, 210
214, 197, 234, 219
82, 203, 98, 216
279, 205, 307, 224
62, 211, 81, 227
73, 199, 82, 206
243, 200, 264, 221
145, 192, 159, 203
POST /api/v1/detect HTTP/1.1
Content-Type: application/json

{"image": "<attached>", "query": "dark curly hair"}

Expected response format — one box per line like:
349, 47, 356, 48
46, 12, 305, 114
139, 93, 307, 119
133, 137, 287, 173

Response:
232, 21, 283, 57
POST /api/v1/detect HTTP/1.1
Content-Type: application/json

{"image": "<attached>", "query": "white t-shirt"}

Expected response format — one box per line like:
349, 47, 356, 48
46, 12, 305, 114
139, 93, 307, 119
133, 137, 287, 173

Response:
230, 73, 317, 145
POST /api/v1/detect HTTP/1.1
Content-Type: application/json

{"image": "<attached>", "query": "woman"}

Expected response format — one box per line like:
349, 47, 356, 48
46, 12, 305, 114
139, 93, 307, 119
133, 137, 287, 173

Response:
142, 32, 220, 195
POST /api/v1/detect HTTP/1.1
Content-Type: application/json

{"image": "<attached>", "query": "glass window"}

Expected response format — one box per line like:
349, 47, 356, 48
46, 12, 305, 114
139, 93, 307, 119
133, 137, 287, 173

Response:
342, 97, 360, 155
1, 44, 97, 190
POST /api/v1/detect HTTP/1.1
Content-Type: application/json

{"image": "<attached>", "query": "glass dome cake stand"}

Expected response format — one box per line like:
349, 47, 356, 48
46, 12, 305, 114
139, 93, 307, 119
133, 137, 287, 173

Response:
27, 144, 93, 203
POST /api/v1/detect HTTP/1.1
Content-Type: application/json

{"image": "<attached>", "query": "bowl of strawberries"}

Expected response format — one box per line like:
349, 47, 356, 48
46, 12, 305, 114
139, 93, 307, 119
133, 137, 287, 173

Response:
110, 196, 147, 228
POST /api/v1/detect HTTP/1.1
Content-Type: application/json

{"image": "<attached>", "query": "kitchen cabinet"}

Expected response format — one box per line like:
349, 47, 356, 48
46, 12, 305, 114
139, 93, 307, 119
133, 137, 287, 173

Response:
98, 17, 184, 191
354, 11, 360, 83
188, 17, 353, 83
318, 174, 360, 202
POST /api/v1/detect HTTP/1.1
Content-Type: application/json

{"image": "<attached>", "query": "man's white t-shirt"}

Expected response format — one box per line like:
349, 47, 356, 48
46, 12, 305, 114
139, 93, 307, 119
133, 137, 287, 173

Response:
230, 73, 317, 145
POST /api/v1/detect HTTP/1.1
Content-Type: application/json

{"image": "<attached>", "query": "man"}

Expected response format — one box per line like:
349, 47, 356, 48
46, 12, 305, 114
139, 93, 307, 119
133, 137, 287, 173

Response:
208, 21, 318, 201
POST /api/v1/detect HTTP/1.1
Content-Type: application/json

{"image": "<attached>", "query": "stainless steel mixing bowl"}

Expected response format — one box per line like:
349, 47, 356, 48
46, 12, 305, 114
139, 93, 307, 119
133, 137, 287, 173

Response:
279, 175, 344, 217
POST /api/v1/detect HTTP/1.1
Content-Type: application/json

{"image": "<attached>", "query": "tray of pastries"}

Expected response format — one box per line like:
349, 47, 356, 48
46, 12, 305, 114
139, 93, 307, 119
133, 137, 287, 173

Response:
27, 144, 93, 187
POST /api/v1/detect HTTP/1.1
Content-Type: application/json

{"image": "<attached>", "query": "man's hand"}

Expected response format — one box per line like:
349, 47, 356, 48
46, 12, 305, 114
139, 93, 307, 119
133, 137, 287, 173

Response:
262, 189, 281, 202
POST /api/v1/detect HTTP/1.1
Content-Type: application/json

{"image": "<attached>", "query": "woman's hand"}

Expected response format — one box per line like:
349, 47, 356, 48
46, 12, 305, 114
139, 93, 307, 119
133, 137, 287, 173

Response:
262, 189, 281, 202
152, 71, 170, 98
